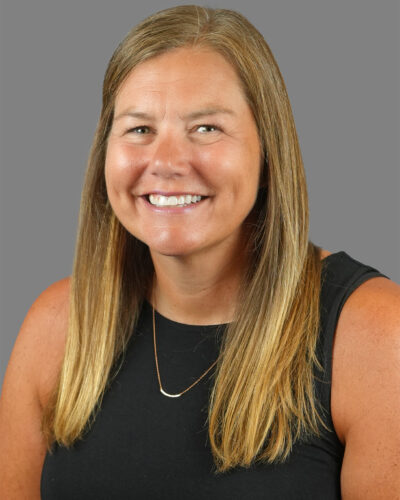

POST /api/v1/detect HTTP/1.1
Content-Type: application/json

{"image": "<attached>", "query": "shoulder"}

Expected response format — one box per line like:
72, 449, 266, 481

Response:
7, 276, 71, 408
331, 275, 400, 497
31, 276, 71, 406
334, 275, 400, 344
332, 275, 400, 439
23, 276, 70, 354
0, 277, 70, 497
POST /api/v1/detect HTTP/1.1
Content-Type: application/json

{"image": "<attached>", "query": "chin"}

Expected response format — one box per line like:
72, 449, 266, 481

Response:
146, 237, 205, 259
149, 245, 197, 258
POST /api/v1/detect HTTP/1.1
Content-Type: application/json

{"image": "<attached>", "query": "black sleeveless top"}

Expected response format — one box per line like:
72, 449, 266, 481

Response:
41, 251, 388, 499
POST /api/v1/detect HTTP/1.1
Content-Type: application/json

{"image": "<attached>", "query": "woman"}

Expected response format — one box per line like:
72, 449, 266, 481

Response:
1, 5, 399, 499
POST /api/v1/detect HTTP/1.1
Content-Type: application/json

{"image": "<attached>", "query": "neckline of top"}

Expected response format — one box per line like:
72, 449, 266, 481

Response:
144, 300, 228, 331
145, 250, 347, 330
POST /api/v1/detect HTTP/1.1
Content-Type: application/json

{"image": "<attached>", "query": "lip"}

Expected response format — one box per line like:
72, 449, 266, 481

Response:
139, 194, 209, 214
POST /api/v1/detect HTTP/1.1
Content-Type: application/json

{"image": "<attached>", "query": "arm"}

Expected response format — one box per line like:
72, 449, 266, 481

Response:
331, 276, 400, 499
0, 277, 69, 499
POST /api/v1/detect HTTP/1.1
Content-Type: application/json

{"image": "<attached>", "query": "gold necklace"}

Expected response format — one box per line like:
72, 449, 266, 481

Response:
152, 305, 219, 398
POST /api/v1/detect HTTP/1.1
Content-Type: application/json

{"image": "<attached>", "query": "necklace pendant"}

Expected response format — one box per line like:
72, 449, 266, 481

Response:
152, 304, 217, 399
160, 387, 182, 398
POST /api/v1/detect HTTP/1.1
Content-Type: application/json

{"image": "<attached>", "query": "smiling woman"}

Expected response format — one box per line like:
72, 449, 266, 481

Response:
105, 47, 262, 261
1, 4, 399, 500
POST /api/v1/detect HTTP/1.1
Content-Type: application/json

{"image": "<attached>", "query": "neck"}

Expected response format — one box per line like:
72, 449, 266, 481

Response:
149, 236, 249, 326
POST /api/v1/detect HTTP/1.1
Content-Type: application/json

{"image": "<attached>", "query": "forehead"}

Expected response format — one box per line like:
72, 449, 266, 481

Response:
114, 47, 247, 112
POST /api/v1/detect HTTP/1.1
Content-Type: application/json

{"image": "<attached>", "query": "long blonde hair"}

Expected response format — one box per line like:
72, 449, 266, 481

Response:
42, 5, 326, 473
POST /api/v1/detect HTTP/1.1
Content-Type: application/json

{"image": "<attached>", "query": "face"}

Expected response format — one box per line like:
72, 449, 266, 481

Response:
105, 46, 262, 260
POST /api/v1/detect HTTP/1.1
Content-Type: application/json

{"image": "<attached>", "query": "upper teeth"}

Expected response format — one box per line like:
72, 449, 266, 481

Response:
148, 194, 203, 207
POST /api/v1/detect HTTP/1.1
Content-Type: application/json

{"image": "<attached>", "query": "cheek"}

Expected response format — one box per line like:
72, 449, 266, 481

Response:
105, 143, 141, 192
195, 145, 244, 185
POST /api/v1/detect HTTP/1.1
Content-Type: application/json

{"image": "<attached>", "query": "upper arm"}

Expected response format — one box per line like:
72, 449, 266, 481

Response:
0, 277, 70, 499
331, 277, 400, 499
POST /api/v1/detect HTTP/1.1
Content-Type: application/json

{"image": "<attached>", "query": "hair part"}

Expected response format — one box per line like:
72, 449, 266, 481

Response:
42, 4, 327, 473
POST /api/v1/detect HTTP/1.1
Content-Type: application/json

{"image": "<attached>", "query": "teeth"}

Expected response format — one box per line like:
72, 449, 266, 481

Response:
167, 196, 178, 206
148, 194, 203, 207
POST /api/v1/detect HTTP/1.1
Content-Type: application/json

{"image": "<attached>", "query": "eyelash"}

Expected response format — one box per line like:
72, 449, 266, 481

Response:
127, 126, 151, 134
126, 124, 221, 134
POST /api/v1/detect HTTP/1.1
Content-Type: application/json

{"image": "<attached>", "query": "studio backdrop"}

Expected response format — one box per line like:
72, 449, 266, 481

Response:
0, 0, 399, 385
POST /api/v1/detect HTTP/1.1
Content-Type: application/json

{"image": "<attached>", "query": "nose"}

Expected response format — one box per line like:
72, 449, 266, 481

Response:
148, 131, 191, 179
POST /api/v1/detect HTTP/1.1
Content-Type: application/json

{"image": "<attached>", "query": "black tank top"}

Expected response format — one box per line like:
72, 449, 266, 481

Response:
41, 251, 388, 499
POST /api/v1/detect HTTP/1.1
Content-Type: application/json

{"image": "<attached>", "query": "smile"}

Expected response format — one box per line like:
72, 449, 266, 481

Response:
147, 194, 204, 207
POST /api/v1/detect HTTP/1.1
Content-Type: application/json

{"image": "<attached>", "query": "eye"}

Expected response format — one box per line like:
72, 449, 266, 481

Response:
196, 124, 220, 133
127, 126, 151, 134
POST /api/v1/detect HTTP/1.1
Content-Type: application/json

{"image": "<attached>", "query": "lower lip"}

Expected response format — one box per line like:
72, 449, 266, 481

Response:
140, 196, 209, 214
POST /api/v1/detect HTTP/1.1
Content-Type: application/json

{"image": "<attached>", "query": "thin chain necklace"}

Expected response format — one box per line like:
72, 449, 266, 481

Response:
152, 305, 219, 398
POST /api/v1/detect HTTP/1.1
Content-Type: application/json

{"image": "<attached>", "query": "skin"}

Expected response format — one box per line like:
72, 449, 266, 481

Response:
0, 47, 399, 499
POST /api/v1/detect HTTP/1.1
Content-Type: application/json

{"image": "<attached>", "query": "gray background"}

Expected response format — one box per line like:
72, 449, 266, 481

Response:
0, 0, 399, 386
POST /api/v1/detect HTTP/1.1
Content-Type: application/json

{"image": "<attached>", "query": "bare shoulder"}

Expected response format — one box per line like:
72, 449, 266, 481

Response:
332, 275, 400, 438
1, 275, 71, 411
12, 276, 71, 407
35, 276, 71, 404
331, 275, 400, 497
0, 276, 70, 498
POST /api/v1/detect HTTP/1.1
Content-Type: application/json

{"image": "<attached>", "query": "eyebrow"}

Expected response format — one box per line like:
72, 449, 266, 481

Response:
184, 107, 236, 120
113, 106, 236, 122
